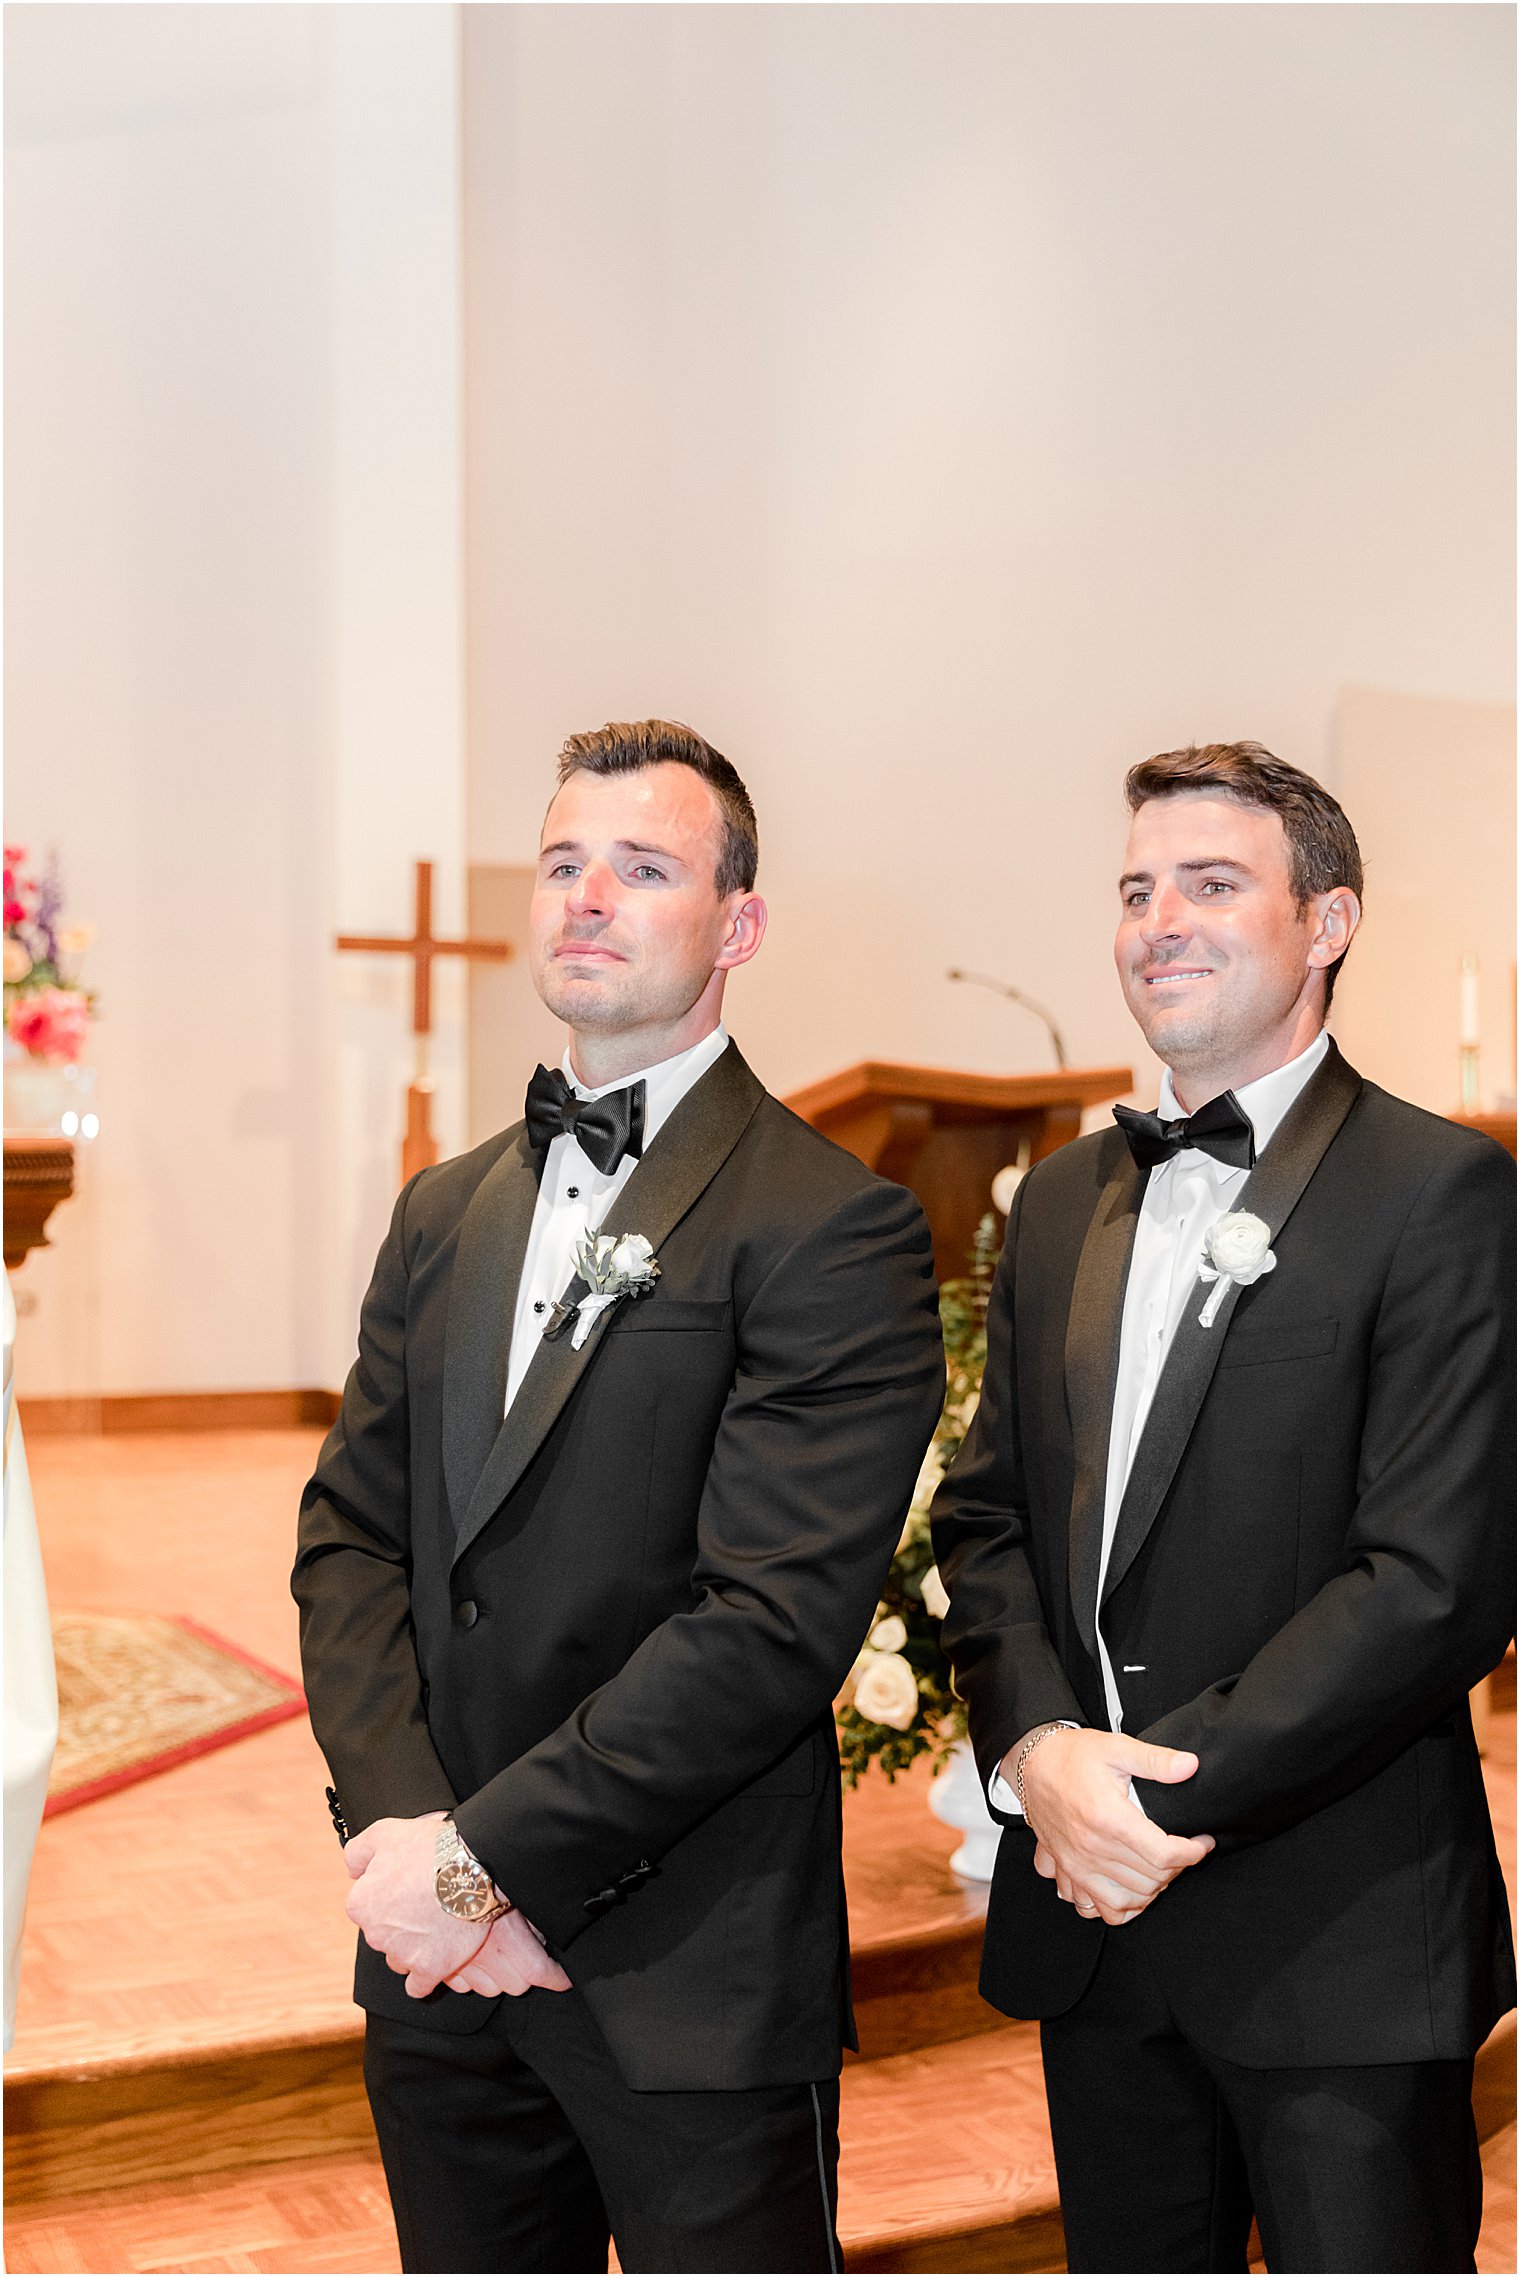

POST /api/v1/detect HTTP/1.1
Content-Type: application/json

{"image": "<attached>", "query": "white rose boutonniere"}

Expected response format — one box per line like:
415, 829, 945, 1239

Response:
551, 1228, 662, 1348
1197, 1210, 1275, 1328
851, 1650, 921, 1732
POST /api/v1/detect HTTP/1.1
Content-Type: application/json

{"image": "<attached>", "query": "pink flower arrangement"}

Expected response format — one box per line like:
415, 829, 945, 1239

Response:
4, 844, 97, 1061
4, 845, 31, 930
8, 985, 91, 1065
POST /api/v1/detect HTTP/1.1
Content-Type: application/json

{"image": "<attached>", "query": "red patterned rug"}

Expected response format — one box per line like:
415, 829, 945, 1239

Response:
44, 1612, 307, 1816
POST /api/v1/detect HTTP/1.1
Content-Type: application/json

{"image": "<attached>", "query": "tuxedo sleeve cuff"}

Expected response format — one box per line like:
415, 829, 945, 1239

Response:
987, 1720, 1081, 1817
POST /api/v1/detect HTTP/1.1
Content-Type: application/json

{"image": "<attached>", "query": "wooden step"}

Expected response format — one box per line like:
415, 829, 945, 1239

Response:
8, 1433, 1513, 2274
4, 1755, 995, 2212
3, 2026, 1059, 2277
842, 2024, 1060, 2273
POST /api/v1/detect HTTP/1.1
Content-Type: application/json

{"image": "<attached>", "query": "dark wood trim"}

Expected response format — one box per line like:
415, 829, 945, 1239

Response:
20, 1389, 341, 1436
4, 1135, 77, 1270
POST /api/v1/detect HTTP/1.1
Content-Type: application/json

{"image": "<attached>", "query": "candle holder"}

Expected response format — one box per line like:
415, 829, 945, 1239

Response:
1459, 1043, 1481, 1115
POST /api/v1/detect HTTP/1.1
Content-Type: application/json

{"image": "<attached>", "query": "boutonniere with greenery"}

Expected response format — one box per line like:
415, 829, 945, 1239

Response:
547, 1230, 661, 1348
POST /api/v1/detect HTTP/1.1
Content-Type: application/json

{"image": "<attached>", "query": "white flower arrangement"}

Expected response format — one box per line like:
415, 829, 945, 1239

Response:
1197, 1210, 1275, 1328
836, 1211, 1000, 1785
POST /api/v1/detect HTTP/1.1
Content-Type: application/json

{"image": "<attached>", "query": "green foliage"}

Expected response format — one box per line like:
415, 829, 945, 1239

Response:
836, 1212, 1001, 1787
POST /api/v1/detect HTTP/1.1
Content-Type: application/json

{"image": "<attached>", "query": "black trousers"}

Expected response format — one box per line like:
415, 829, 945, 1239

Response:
363, 1988, 842, 2275
1039, 1928, 1483, 2274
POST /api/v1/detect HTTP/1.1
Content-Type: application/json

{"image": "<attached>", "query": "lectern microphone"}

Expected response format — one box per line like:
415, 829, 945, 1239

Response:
946, 969, 1068, 1069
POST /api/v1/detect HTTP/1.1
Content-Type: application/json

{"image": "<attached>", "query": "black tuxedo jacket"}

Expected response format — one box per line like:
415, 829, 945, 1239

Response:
293, 1044, 944, 2091
932, 1042, 1516, 2068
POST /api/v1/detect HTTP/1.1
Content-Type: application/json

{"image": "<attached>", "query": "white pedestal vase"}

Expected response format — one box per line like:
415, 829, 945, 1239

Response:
928, 1736, 1003, 1882
3, 1051, 96, 1139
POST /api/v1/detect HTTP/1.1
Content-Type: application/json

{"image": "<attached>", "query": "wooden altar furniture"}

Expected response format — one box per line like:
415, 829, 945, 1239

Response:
784, 1061, 1132, 1281
4, 1136, 76, 1271
1452, 1110, 1517, 1161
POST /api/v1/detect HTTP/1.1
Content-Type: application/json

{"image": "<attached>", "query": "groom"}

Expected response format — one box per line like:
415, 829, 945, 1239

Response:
933, 741, 1515, 2272
294, 720, 943, 2274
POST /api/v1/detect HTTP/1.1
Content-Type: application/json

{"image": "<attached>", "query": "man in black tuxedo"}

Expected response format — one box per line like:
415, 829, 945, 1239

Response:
294, 720, 944, 2274
933, 741, 1515, 2274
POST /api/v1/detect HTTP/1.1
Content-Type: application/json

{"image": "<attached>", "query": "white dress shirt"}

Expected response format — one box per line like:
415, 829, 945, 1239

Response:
503, 1025, 730, 1415
992, 1028, 1329, 1811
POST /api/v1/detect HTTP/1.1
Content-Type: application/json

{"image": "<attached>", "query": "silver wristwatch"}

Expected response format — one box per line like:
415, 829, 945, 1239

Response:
434, 1816, 513, 1925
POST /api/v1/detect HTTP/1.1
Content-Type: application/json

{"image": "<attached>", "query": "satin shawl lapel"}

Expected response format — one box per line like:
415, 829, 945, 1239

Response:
1064, 1143, 1147, 1661
1100, 1039, 1363, 1611
451, 1044, 766, 1565
442, 1125, 542, 1542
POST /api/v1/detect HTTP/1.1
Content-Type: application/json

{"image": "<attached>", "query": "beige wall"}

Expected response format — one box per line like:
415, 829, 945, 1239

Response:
6, 5, 1513, 1396
6, 5, 466, 1397
1333, 688, 1516, 1116
462, 4, 1514, 1103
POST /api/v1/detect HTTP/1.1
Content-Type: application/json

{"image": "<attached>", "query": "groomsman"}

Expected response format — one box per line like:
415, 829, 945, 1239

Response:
933, 741, 1514, 2273
295, 720, 944, 2273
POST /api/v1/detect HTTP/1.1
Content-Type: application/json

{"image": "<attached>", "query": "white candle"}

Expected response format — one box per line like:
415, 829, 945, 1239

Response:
1459, 955, 1480, 1050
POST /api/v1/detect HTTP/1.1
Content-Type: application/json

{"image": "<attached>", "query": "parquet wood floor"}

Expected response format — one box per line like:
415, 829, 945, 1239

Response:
7, 1429, 990, 2086
5, 1427, 1514, 2276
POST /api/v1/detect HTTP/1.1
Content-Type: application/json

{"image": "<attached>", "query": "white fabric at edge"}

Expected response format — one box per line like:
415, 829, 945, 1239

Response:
4, 1272, 59, 2050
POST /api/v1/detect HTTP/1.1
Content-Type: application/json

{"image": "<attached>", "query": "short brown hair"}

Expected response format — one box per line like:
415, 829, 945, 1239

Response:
1125, 741, 1364, 1007
556, 720, 758, 896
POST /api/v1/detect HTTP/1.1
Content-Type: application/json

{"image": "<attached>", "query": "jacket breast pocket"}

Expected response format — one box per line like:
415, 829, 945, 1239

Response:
1217, 1317, 1339, 1370
606, 1296, 733, 1335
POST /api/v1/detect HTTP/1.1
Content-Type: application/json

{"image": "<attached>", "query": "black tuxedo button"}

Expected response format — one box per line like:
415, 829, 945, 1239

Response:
454, 1599, 479, 1629
324, 1786, 350, 1847
584, 1885, 620, 1915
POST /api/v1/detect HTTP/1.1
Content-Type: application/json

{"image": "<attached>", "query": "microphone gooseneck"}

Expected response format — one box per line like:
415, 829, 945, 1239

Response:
946, 968, 1068, 1069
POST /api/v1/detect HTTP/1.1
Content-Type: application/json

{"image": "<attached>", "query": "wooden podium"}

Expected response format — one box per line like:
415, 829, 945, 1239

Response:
784, 1061, 1132, 1281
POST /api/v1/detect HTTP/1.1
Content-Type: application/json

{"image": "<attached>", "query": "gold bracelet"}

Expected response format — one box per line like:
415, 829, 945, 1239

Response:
1011, 1721, 1072, 1833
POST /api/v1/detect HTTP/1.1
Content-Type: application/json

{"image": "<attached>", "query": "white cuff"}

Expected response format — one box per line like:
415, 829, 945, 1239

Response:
988, 1721, 1081, 1817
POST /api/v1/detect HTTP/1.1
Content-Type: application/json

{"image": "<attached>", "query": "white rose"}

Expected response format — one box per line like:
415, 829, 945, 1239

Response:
609, 1233, 654, 1279
910, 1442, 946, 1516
949, 1387, 980, 1434
919, 1564, 950, 1620
1204, 1211, 1275, 1282
868, 1613, 907, 1653
990, 1161, 1025, 1216
852, 1650, 921, 1732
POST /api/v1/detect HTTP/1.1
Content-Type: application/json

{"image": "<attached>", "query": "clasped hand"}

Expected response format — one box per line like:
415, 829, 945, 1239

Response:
344, 1811, 571, 2000
1012, 1728, 1214, 1927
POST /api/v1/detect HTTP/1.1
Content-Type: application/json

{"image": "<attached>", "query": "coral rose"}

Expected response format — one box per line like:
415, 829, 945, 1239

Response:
8, 986, 91, 1064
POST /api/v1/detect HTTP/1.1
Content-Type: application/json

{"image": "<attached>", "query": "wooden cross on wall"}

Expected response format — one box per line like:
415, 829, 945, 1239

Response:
336, 859, 513, 1185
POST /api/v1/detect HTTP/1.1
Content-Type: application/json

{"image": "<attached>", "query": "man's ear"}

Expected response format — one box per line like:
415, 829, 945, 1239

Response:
715, 893, 767, 973
1306, 888, 1361, 973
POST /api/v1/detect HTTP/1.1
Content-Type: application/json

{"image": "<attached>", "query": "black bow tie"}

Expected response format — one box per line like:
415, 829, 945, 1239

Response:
1112, 1091, 1256, 1173
524, 1065, 646, 1177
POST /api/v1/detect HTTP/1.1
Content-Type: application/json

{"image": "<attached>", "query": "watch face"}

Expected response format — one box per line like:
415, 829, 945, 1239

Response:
436, 1860, 496, 1921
